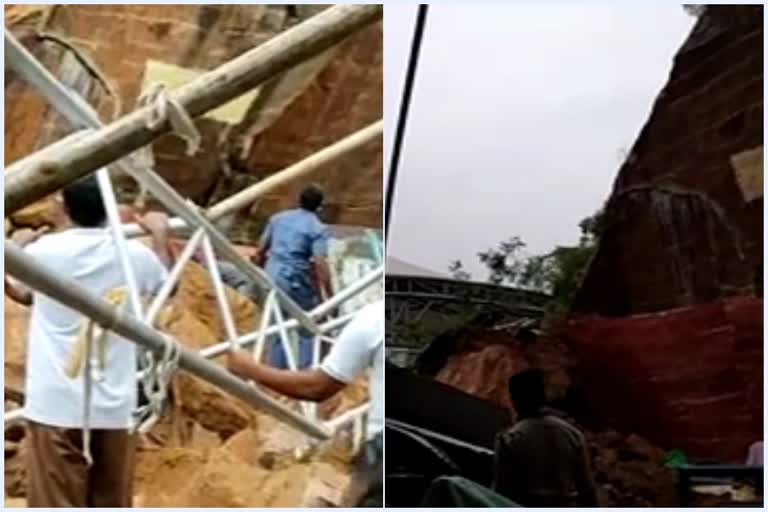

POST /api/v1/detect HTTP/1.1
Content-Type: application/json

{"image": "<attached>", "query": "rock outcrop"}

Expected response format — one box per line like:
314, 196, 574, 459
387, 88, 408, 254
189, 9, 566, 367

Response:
574, 6, 762, 315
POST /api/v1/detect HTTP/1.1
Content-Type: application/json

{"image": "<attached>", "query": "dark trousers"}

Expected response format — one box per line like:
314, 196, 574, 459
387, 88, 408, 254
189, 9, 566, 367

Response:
26, 420, 136, 507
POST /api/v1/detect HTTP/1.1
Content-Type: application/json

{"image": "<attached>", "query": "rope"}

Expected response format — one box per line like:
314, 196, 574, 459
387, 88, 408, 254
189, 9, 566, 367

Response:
133, 333, 181, 434
132, 82, 202, 208
65, 288, 181, 464
67, 288, 128, 466
139, 82, 201, 155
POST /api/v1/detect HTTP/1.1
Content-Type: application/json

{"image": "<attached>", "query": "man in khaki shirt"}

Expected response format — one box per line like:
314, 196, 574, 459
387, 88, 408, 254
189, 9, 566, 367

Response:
492, 369, 598, 507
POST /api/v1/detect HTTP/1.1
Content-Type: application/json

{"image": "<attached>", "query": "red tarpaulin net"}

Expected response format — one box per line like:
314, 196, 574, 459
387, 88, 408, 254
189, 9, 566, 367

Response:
566, 296, 763, 462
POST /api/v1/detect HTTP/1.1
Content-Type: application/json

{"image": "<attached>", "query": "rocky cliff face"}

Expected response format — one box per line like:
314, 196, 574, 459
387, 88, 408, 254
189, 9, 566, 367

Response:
573, 6, 762, 315
4, 5, 381, 240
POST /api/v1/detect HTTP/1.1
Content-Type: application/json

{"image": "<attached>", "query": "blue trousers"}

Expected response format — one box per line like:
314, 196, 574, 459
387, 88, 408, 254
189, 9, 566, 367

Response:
269, 329, 314, 369
266, 264, 318, 369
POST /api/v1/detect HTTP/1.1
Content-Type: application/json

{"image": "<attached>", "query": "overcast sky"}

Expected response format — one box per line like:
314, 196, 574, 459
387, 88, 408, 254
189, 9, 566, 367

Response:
384, 4, 695, 278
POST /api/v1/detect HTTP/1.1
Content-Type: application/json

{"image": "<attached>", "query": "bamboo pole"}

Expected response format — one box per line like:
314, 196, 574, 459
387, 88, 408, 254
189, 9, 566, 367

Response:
5, 242, 331, 440
4, 4, 382, 214
119, 120, 382, 237
208, 121, 383, 220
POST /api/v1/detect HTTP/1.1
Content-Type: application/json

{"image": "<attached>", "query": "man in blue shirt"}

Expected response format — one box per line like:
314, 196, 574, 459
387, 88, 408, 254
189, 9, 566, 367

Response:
252, 184, 332, 369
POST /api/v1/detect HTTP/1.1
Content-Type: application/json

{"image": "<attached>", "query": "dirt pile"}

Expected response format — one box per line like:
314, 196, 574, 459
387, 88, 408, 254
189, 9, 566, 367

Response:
431, 327, 679, 507
4, 261, 366, 506
133, 422, 352, 508
434, 328, 574, 409
588, 431, 678, 507
172, 261, 261, 342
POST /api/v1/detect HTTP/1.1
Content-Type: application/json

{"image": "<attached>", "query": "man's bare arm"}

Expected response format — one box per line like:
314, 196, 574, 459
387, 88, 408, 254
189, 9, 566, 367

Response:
226, 349, 345, 401
252, 218, 272, 268
251, 246, 268, 268
313, 256, 332, 301
136, 211, 174, 269
5, 226, 50, 306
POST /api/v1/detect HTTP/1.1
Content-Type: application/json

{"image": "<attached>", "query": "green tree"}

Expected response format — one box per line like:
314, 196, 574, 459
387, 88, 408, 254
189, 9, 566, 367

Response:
448, 260, 471, 281
449, 210, 604, 317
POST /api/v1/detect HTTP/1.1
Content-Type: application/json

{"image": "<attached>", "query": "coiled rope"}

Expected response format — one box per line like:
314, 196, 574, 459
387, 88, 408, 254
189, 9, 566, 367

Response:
65, 288, 181, 465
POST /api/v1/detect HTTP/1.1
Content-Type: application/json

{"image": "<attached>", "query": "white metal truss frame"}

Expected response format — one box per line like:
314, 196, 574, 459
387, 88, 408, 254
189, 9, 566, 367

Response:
4, 7, 383, 449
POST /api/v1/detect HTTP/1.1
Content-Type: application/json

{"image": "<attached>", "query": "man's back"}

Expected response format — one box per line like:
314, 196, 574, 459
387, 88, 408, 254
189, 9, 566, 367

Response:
264, 208, 327, 273
493, 414, 597, 506
24, 228, 167, 429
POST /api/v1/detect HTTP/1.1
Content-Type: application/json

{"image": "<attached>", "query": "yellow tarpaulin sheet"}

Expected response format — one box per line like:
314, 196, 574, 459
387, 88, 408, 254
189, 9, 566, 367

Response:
730, 146, 763, 203
141, 59, 260, 125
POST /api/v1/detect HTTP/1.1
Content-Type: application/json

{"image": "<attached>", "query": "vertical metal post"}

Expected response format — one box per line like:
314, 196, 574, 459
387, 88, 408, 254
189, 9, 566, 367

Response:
253, 291, 276, 362
201, 235, 239, 348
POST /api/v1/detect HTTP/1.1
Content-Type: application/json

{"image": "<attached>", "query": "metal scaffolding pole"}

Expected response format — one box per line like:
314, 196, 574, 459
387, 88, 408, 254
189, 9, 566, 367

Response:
5, 242, 331, 440
4, 4, 383, 213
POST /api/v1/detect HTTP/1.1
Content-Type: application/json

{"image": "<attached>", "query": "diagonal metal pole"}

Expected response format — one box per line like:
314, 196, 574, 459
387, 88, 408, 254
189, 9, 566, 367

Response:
4, 38, 146, 320
4, 4, 383, 212
5, 242, 331, 440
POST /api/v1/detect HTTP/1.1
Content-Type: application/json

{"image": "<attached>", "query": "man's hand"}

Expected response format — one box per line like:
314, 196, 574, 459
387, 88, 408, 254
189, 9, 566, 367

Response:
136, 211, 173, 268
227, 349, 257, 379
136, 211, 170, 237
250, 247, 266, 268
226, 348, 344, 402
10, 226, 50, 247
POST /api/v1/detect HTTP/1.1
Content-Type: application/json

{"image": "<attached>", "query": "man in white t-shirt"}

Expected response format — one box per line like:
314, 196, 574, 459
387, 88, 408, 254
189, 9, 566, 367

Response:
5, 176, 172, 507
226, 299, 383, 506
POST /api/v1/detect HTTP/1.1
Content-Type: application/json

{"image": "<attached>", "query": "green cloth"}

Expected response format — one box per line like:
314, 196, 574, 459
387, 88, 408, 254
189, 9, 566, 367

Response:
421, 476, 520, 507
664, 449, 688, 468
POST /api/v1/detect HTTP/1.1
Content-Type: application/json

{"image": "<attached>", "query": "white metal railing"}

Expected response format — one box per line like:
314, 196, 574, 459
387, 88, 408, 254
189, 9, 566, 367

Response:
3, 5, 382, 447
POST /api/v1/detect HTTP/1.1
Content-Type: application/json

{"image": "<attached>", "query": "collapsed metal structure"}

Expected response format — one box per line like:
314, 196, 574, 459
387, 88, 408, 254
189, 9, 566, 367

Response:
385, 274, 549, 368
4, 4, 383, 449
386, 275, 548, 331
